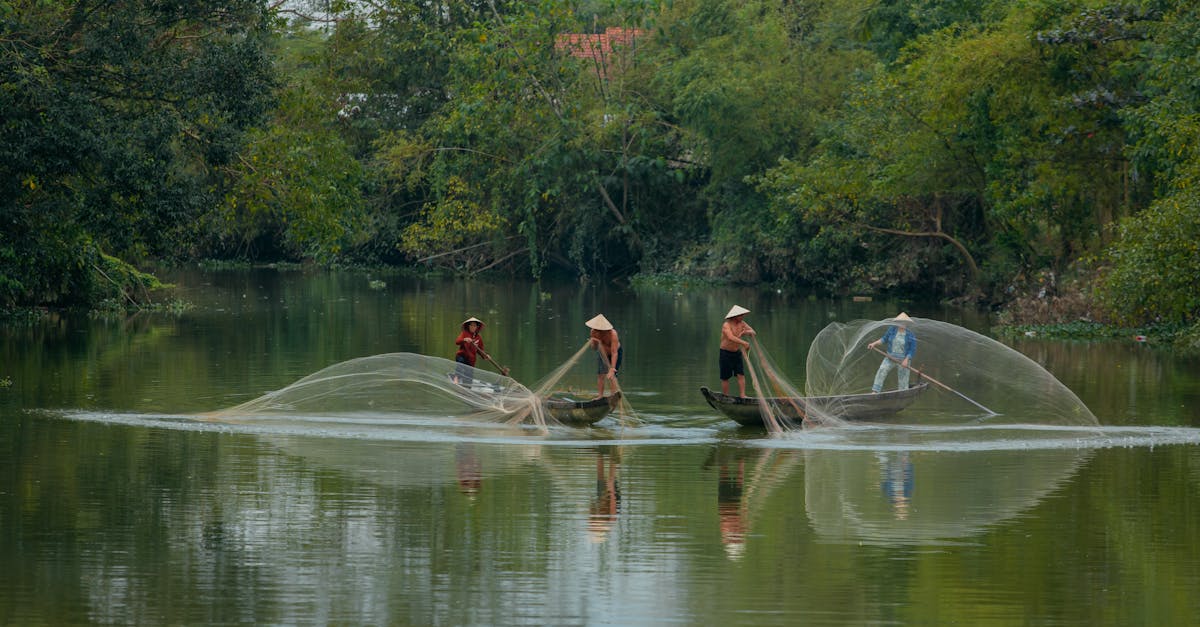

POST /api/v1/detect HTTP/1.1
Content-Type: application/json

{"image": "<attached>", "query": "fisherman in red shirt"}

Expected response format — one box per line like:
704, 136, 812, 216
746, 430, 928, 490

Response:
453, 317, 486, 383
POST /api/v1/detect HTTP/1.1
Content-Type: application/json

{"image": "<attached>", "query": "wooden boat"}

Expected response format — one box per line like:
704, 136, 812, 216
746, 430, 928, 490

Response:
543, 392, 622, 426
700, 383, 928, 427
449, 375, 620, 426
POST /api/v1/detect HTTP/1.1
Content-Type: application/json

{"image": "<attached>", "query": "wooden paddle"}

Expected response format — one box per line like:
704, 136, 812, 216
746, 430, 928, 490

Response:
476, 346, 510, 377
869, 346, 996, 415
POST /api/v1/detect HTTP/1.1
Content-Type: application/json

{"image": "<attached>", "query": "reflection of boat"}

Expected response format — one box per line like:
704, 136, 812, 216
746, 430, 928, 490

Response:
700, 383, 929, 426
450, 375, 621, 426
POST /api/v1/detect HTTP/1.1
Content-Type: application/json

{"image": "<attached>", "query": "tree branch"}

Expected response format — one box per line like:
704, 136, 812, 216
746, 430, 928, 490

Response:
860, 223, 981, 278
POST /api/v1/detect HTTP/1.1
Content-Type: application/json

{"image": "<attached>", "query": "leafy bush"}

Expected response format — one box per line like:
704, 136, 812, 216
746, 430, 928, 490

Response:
1097, 181, 1200, 325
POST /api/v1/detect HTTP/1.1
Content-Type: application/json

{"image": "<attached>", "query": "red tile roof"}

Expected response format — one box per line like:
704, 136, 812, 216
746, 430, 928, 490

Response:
555, 27, 643, 77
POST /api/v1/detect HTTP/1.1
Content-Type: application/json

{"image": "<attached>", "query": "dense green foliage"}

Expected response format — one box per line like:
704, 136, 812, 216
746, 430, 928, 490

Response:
2, 0, 1197, 326
1, 0, 273, 307
1096, 2, 1200, 326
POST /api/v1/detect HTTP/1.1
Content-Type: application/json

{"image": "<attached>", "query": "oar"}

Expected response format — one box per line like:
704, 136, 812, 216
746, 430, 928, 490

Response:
476, 346, 510, 377
870, 346, 996, 415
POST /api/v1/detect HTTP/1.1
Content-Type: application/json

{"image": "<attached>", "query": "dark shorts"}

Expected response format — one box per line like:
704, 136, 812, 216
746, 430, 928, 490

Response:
597, 346, 624, 375
719, 349, 744, 380
455, 354, 474, 383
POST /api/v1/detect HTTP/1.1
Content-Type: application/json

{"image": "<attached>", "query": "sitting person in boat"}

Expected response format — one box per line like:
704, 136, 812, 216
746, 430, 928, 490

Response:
586, 314, 622, 398
719, 305, 756, 397
453, 316, 486, 384
867, 312, 917, 392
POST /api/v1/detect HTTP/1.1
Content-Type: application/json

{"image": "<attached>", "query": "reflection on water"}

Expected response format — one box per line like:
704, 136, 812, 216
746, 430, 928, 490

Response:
705, 446, 803, 561
716, 454, 747, 558
804, 446, 1091, 545
588, 447, 622, 544
880, 450, 914, 520
5, 269, 1200, 624
456, 443, 483, 497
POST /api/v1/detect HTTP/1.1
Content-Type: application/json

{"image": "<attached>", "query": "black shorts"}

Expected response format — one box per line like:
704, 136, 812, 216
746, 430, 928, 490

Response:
455, 354, 474, 383
719, 349, 744, 380
597, 346, 624, 375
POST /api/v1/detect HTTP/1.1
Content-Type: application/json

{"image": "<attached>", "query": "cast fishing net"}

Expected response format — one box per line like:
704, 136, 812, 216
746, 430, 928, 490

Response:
805, 317, 1097, 426
735, 316, 1097, 431
739, 336, 831, 431
207, 346, 638, 428
207, 352, 546, 423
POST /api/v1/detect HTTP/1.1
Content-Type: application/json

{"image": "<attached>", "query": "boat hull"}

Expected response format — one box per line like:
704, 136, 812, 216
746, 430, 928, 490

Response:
700, 384, 928, 426
543, 392, 621, 426
450, 374, 620, 426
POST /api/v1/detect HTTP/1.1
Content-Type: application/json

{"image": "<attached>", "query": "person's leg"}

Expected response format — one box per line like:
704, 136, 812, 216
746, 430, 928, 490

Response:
455, 356, 472, 385
596, 351, 608, 397
872, 358, 893, 393
736, 374, 747, 397
897, 362, 910, 390
721, 378, 731, 394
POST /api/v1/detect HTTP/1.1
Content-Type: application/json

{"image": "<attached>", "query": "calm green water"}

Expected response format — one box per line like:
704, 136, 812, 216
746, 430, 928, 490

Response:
2, 268, 1199, 625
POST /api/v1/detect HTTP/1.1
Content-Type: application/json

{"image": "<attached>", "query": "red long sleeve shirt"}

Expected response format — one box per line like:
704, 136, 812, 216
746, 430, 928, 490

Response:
455, 331, 484, 366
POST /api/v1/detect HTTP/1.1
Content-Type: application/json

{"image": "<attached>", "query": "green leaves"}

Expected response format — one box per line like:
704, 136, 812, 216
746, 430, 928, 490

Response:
0, 0, 274, 307
211, 84, 366, 263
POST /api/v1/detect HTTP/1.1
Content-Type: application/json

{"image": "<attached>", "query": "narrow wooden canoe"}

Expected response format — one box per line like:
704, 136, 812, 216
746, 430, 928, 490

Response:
543, 392, 622, 426
700, 383, 928, 427
450, 375, 620, 426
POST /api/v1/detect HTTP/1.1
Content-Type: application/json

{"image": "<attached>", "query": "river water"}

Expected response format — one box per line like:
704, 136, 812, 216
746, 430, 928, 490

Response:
2, 268, 1198, 625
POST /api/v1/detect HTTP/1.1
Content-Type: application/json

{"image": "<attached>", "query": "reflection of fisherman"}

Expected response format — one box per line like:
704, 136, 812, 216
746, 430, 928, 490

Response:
453, 316, 486, 384
588, 447, 621, 543
867, 312, 917, 392
878, 451, 914, 520
717, 457, 747, 560
455, 443, 482, 499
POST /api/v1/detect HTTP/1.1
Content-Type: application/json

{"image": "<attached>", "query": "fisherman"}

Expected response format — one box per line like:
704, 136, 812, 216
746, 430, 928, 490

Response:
586, 314, 622, 399
453, 316, 486, 384
719, 305, 756, 397
867, 312, 917, 392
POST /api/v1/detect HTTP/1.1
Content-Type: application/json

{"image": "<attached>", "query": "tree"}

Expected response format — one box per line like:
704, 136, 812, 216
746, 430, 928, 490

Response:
205, 83, 367, 262
0, 0, 273, 307
643, 0, 815, 282
757, 0, 1164, 298
1099, 1, 1200, 325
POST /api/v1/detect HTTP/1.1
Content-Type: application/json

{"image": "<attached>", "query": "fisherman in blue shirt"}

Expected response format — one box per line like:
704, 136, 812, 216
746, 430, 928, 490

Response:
867, 313, 917, 392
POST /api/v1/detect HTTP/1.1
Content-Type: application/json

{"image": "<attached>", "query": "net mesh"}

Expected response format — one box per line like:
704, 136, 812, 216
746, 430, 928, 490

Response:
804, 317, 1097, 426
207, 352, 546, 423
205, 348, 639, 429
741, 337, 821, 431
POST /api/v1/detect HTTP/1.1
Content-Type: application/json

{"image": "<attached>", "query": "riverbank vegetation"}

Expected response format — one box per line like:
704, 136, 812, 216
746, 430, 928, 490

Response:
2, 0, 1197, 336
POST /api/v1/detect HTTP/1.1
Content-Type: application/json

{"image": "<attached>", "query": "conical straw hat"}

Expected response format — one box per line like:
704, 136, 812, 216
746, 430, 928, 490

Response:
585, 314, 614, 331
893, 312, 912, 323
725, 305, 751, 319
461, 316, 484, 329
